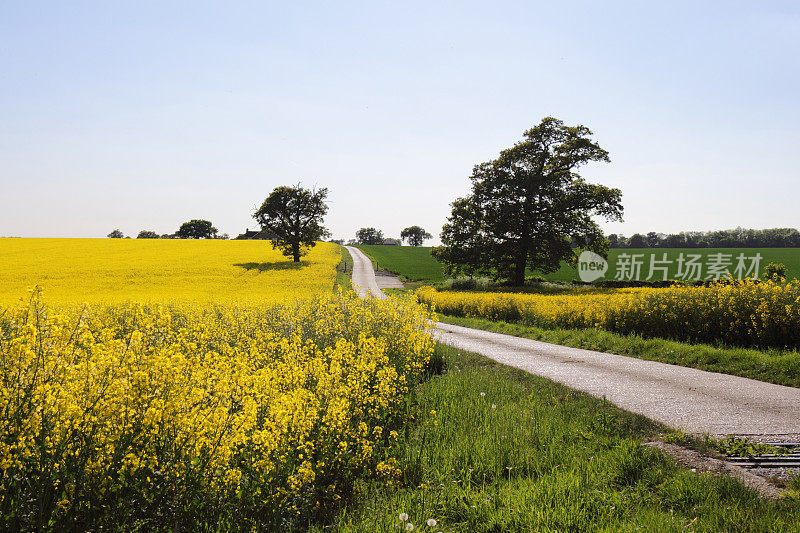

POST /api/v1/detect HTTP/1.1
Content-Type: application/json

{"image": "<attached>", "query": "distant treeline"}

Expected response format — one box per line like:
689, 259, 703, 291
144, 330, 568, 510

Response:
608, 228, 800, 248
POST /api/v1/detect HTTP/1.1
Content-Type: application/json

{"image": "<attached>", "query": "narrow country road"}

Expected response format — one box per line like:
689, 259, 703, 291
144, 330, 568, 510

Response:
345, 245, 386, 299
345, 246, 800, 439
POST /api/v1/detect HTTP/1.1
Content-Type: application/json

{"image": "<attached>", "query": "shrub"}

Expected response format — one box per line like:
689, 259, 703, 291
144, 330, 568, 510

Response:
764, 262, 787, 280
442, 277, 492, 291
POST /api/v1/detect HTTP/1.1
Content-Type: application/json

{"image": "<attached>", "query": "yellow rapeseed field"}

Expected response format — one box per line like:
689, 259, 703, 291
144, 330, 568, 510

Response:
0, 238, 340, 306
418, 279, 800, 349
416, 286, 652, 327
0, 238, 437, 529
1, 290, 435, 528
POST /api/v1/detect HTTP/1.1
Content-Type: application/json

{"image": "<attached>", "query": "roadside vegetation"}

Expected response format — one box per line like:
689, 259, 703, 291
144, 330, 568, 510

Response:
335, 245, 353, 290
438, 315, 800, 389
315, 345, 800, 531
418, 279, 800, 350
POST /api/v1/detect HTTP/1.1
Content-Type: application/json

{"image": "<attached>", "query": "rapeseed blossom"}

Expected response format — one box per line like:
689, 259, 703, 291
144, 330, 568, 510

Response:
417, 279, 800, 348
0, 288, 435, 529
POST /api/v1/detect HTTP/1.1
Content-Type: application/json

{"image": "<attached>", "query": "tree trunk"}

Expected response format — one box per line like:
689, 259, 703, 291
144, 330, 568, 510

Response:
292, 242, 300, 262
513, 249, 527, 286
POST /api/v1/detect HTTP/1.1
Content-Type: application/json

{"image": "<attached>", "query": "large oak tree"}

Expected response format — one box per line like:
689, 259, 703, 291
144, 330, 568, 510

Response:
253, 185, 329, 262
433, 117, 623, 285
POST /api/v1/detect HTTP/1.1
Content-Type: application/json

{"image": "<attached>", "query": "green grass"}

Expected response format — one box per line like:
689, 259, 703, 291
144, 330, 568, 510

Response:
312, 345, 800, 531
335, 245, 353, 291
356, 245, 445, 283
438, 315, 800, 389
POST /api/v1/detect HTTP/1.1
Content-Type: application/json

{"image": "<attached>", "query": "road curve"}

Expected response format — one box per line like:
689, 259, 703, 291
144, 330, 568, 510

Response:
345, 245, 800, 439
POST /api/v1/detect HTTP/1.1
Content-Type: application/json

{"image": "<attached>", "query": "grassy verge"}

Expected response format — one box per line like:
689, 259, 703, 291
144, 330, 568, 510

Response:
438, 315, 800, 389
356, 245, 445, 284
313, 345, 800, 531
335, 245, 353, 290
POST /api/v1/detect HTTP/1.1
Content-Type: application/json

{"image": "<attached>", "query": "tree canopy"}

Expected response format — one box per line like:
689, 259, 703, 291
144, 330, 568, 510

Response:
137, 230, 159, 239
400, 226, 432, 246
107, 229, 124, 238
253, 185, 329, 262
433, 117, 623, 285
355, 228, 384, 245
176, 219, 218, 239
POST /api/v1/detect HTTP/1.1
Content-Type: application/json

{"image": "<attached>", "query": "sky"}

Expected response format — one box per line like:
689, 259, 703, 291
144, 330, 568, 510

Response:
1, 1, 798, 243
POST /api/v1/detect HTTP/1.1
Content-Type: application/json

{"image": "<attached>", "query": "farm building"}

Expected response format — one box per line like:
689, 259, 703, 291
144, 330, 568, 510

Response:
234, 228, 278, 240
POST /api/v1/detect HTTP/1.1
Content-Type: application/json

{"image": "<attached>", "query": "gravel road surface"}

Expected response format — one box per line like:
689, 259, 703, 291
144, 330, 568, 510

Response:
345, 246, 800, 439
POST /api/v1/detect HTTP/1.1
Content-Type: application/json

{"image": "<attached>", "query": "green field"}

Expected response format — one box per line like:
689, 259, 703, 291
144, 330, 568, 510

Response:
356, 245, 445, 283
357, 246, 800, 284
541, 248, 800, 282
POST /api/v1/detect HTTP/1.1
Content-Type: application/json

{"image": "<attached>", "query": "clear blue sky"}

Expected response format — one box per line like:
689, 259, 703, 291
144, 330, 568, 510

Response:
1, 1, 798, 242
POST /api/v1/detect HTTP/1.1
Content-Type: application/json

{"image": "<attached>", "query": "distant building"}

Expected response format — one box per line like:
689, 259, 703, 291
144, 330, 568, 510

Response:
382, 238, 401, 246
235, 228, 277, 240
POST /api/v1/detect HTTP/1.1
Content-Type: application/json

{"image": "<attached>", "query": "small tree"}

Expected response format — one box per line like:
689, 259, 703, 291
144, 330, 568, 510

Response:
356, 228, 384, 245
400, 226, 432, 246
253, 185, 330, 262
176, 219, 218, 239
107, 229, 124, 238
137, 230, 160, 239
